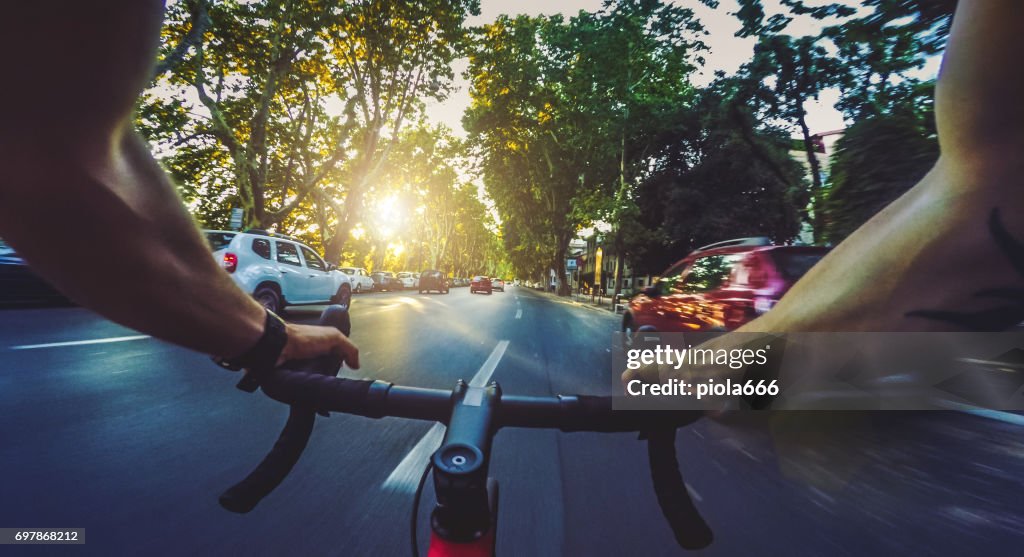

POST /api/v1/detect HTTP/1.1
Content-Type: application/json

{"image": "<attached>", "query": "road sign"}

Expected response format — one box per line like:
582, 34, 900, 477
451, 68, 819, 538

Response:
229, 208, 244, 230
566, 258, 578, 270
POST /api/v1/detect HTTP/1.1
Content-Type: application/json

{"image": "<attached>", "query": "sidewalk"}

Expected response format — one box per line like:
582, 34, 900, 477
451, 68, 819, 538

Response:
522, 286, 626, 315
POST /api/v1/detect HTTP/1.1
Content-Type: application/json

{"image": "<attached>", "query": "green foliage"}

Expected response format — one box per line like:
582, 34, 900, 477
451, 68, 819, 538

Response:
464, 1, 707, 287
140, 0, 480, 263
624, 86, 805, 274
821, 85, 939, 243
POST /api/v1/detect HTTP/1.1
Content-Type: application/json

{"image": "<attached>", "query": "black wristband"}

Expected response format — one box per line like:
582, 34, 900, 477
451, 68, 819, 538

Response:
214, 309, 288, 380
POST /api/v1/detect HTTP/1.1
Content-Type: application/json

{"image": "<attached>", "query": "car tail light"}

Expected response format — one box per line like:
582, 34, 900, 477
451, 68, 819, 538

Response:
753, 296, 777, 315
222, 252, 238, 273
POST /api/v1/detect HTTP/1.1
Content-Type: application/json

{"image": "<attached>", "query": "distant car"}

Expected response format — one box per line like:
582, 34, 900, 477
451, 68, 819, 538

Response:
0, 239, 71, 306
204, 229, 352, 314
396, 271, 419, 290
470, 276, 492, 295
418, 270, 450, 294
492, 278, 505, 292
624, 237, 829, 336
370, 271, 400, 292
338, 266, 375, 293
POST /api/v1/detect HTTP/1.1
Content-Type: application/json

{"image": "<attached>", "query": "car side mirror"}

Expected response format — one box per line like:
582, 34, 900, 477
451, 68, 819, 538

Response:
643, 286, 659, 298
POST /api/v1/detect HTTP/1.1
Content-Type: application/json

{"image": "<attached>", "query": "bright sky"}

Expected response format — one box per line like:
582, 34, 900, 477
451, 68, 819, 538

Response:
425, 0, 941, 138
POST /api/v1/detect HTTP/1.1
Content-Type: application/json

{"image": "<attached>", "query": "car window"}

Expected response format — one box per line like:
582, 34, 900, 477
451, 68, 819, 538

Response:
275, 241, 301, 267
655, 261, 688, 296
205, 232, 236, 251
252, 238, 271, 260
679, 255, 740, 293
300, 246, 327, 271
769, 251, 826, 282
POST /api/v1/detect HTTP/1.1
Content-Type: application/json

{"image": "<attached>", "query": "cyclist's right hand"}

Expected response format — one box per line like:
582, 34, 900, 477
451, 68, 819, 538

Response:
277, 323, 359, 369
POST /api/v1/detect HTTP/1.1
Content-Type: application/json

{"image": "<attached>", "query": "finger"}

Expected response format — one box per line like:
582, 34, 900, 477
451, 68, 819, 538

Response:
335, 333, 360, 369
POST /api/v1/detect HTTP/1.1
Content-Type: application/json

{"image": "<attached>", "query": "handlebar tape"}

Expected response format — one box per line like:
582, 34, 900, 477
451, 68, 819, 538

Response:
220, 366, 377, 514
219, 405, 316, 513
220, 304, 358, 514
646, 429, 713, 550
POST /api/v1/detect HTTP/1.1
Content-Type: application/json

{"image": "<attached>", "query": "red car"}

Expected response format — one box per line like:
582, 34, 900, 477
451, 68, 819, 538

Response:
623, 237, 828, 335
470, 276, 492, 294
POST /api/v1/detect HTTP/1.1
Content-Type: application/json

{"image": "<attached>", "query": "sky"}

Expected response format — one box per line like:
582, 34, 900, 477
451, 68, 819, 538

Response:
424, 0, 941, 138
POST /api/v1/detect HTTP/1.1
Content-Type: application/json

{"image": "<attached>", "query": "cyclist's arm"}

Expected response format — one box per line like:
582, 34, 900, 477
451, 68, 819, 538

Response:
0, 2, 357, 367
935, 0, 1024, 166
739, 0, 1024, 334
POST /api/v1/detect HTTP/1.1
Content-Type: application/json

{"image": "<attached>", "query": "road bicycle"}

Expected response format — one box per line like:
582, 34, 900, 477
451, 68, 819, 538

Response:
219, 305, 712, 556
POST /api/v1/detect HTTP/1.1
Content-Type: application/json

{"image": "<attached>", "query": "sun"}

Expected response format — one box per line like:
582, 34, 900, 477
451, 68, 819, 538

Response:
374, 195, 404, 232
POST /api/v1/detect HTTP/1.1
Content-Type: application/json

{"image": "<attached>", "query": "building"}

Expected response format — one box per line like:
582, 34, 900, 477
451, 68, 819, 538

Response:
573, 233, 654, 297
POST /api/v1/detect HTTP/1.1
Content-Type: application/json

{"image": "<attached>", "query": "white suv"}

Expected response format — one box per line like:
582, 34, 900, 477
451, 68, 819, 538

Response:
396, 271, 419, 289
338, 266, 375, 292
205, 230, 353, 314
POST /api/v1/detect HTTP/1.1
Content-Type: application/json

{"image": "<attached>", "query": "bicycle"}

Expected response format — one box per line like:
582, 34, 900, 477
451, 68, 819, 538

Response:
219, 305, 712, 556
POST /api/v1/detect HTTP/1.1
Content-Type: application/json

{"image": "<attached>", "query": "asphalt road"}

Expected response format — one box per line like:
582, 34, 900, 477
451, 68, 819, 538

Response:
1, 286, 1023, 556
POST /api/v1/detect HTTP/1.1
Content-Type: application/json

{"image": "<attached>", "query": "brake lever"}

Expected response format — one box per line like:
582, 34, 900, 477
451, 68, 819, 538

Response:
643, 428, 714, 550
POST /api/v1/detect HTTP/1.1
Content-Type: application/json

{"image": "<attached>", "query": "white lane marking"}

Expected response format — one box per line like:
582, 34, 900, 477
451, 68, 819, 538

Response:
10, 335, 151, 350
469, 340, 509, 388
933, 399, 1024, 427
381, 422, 446, 493
685, 482, 703, 503
382, 340, 510, 492
515, 309, 523, 319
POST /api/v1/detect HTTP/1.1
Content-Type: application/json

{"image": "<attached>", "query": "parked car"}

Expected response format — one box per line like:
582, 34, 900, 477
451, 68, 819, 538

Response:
470, 276, 492, 295
370, 271, 400, 292
338, 266, 375, 293
623, 237, 829, 336
396, 271, 419, 290
204, 229, 352, 314
492, 278, 505, 292
0, 239, 71, 306
418, 270, 450, 294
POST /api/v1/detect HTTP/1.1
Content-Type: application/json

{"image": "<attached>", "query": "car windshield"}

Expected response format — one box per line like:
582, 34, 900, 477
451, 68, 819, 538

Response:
769, 251, 827, 281
205, 232, 236, 251
340, 268, 357, 274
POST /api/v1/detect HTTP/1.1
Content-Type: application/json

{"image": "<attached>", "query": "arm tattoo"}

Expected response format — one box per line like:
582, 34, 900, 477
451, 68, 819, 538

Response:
905, 208, 1024, 332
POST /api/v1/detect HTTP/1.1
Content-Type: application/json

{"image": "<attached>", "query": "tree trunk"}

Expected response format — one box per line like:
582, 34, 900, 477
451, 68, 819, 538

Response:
611, 226, 624, 299
798, 112, 824, 242
553, 232, 571, 296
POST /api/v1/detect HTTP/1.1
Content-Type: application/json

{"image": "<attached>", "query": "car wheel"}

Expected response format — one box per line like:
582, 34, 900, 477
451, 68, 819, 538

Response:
331, 283, 352, 309
254, 286, 282, 314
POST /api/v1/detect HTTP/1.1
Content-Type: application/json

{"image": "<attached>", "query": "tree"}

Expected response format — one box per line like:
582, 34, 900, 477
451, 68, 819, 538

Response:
731, 31, 844, 240
821, 83, 938, 243
464, 2, 707, 294
141, 0, 479, 263
623, 84, 805, 274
